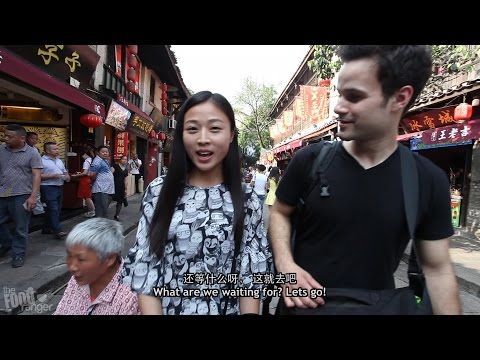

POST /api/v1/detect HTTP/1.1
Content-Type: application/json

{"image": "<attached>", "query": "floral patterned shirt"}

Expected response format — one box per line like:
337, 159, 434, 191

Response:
54, 260, 140, 315
122, 176, 273, 315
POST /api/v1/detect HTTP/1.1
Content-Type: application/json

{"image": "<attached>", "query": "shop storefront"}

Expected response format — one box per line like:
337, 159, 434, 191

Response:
122, 102, 155, 186
400, 105, 479, 228
0, 45, 106, 209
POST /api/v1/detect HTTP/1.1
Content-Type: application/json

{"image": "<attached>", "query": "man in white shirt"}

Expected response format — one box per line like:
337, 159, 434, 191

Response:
128, 153, 142, 193
40, 142, 70, 240
251, 164, 268, 204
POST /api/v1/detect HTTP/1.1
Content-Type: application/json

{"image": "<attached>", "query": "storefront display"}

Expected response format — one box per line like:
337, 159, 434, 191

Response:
451, 193, 462, 228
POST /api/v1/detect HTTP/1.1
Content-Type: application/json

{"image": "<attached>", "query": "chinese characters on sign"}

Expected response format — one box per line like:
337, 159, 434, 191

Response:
127, 113, 154, 139
299, 85, 330, 126
114, 132, 129, 159
402, 105, 456, 132
37, 45, 81, 73
104, 100, 131, 131
418, 119, 480, 146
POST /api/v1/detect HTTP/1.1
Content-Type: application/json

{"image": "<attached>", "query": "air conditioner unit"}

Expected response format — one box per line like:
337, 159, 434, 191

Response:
168, 119, 177, 129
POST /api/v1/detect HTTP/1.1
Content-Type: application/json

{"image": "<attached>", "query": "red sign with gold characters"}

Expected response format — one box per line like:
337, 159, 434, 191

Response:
114, 131, 129, 160
402, 105, 457, 132
420, 119, 480, 145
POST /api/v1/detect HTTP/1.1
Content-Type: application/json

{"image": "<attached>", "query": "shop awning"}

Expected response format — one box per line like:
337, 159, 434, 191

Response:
285, 139, 303, 150
397, 131, 422, 141
273, 139, 303, 154
273, 144, 286, 154
302, 123, 337, 141
116, 94, 154, 125
0, 46, 105, 117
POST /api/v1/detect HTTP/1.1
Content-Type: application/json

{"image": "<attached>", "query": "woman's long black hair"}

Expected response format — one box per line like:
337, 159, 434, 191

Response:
268, 166, 280, 185
149, 91, 244, 258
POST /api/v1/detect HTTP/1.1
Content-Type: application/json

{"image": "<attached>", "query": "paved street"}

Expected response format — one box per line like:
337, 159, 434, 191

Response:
395, 261, 480, 315
9, 200, 480, 315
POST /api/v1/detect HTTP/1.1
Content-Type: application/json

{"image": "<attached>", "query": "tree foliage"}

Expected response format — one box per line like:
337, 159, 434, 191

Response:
234, 78, 277, 157
307, 45, 341, 81
426, 45, 479, 94
307, 45, 480, 97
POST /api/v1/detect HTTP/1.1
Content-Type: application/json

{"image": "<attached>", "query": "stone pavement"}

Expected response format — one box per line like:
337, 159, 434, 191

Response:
0, 193, 143, 314
402, 230, 480, 299
1, 194, 479, 314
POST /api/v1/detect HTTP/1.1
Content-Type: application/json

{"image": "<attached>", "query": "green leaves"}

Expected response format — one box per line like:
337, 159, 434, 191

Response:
426, 45, 478, 95
307, 45, 341, 81
234, 78, 277, 157
307, 45, 479, 99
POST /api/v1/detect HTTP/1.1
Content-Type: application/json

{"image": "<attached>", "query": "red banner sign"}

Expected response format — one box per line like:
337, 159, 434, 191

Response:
402, 105, 457, 132
114, 131, 129, 159
300, 85, 329, 126
420, 119, 480, 145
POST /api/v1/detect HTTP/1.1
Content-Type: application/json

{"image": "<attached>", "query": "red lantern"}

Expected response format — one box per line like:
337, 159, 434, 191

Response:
79, 113, 103, 133
127, 68, 136, 81
318, 79, 331, 87
162, 107, 168, 116
157, 132, 166, 141
126, 80, 136, 93
162, 100, 167, 108
127, 54, 138, 69
149, 130, 156, 138
161, 91, 168, 100
128, 45, 138, 55
161, 84, 168, 92
454, 103, 473, 123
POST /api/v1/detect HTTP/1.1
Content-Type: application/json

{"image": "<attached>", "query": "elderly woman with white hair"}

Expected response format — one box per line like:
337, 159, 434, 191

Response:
54, 218, 139, 315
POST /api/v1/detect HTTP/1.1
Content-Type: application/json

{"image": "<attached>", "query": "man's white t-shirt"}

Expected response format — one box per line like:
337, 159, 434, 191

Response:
128, 158, 142, 175
252, 173, 267, 196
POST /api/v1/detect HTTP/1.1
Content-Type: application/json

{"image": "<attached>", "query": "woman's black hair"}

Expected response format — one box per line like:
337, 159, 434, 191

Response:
149, 91, 244, 258
268, 166, 280, 184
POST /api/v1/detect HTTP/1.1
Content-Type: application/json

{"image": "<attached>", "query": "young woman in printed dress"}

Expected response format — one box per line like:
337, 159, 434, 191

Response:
122, 91, 273, 315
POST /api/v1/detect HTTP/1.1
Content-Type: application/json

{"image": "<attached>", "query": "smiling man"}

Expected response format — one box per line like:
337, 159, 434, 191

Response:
269, 46, 461, 315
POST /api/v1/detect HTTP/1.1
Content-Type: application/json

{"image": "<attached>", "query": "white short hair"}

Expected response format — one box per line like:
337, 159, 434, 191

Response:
65, 218, 124, 261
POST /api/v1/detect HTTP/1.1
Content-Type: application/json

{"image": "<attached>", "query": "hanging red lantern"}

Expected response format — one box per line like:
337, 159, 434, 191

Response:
161, 91, 168, 100
79, 113, 103, 133
318, 79, 331, 87
454, 103, 472, 123
162, 107, 168, 116
149, 129, 156, 138
126, 80, 136, 93
128, 45, 138, 55
157, 132, 166, 141
162, 100, 167, 108
127, 68, 136, 81
127, 54, 138, 69
161, 84, 168, 92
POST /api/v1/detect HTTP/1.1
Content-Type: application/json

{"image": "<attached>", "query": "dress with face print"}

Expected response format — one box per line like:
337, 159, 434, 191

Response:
122, 176, 273, 315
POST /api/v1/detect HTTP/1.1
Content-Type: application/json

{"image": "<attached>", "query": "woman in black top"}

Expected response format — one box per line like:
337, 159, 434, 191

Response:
111, 155, 129, 221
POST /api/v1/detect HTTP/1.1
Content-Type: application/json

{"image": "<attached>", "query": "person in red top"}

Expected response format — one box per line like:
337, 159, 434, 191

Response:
54, 217, 139, 315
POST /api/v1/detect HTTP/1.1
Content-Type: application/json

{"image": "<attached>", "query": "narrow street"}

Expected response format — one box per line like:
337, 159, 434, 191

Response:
18, 222, 480, 315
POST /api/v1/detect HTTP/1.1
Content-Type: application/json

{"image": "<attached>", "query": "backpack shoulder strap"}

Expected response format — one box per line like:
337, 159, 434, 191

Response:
300, 140, 341, 205
399, 145, 423, 276
291, 140, 340, 252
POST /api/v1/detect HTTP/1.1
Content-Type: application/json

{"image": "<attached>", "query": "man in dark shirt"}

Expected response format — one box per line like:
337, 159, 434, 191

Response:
269, 46, 461, 315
